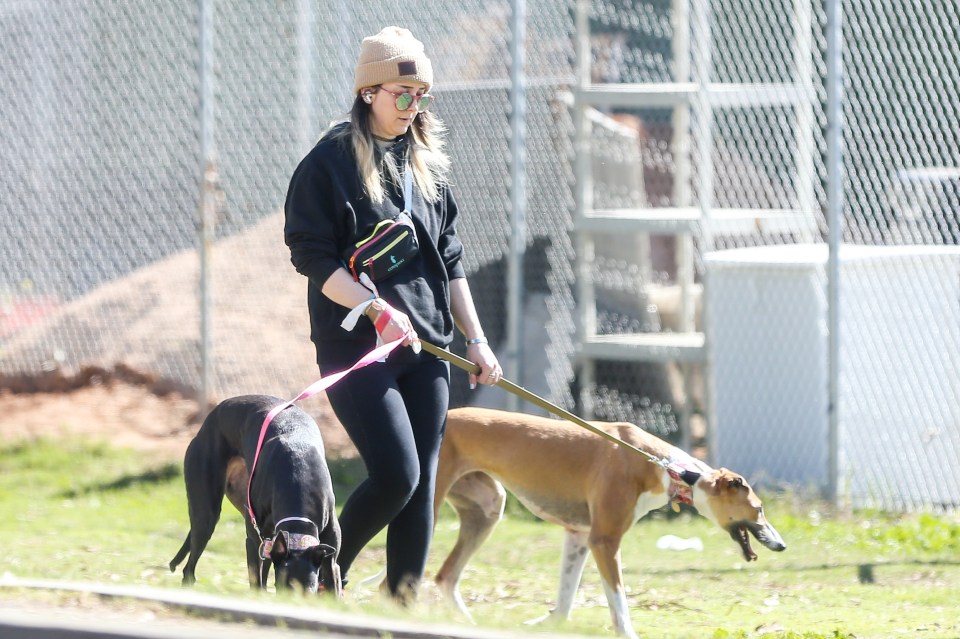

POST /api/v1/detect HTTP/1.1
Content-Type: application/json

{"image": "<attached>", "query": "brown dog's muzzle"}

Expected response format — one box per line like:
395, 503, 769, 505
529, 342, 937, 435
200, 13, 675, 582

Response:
728, 520, 787, 561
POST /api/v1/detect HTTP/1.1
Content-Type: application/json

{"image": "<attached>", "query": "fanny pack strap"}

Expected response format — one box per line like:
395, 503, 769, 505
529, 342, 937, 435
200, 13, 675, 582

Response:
403, 159, 413, 213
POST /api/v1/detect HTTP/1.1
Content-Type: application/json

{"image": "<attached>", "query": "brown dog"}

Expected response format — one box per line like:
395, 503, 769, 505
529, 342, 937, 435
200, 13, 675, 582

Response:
433, 407, 785, 638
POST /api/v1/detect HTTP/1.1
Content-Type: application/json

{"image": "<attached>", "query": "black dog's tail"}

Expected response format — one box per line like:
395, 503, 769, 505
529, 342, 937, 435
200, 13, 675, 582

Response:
169, 533, 191, 572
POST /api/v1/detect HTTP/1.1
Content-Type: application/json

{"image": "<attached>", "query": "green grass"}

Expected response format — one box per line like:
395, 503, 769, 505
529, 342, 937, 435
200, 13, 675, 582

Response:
2, 438, 959, 638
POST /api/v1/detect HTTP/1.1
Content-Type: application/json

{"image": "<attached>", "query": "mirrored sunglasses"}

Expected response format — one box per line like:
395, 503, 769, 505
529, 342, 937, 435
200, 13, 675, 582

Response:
378, 87, 433, 112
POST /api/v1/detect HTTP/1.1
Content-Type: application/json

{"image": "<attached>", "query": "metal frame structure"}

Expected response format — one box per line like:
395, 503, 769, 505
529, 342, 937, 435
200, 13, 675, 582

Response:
573, 0, 816, 454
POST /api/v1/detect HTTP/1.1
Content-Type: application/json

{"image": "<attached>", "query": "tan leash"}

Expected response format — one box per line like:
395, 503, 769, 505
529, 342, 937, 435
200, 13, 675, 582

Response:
420, 340, 701, 485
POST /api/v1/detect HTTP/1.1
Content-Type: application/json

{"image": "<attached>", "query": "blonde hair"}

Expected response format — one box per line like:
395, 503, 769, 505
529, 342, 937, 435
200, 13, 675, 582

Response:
327, 96, 451, 205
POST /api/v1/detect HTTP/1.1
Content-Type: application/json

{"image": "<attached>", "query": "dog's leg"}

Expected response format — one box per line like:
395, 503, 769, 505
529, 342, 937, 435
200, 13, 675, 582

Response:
224, 457, 248, 516
555, 529, 591, 619
434, 471, 506, 621
245, 520, 265, 589
219, 456, 263, 589
588, 523, 637, 639
525, 529, 590, 627
177, 437, 228, 586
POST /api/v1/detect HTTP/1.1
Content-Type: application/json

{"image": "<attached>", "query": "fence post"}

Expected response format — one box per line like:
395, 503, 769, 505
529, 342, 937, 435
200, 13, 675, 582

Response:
198, 0, 216, 417
826, 0, 844, 505
506, 0, 527, 410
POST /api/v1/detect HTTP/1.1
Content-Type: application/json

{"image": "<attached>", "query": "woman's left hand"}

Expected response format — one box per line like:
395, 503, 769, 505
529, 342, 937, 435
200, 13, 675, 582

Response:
467, 342, 502, 388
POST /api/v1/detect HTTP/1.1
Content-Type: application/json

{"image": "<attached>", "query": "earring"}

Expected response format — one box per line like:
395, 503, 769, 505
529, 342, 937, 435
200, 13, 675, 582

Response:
363, 92, 374, 104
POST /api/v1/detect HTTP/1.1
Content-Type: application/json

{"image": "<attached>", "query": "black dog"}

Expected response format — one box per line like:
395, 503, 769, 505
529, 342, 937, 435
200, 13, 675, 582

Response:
169, 395, 341, 595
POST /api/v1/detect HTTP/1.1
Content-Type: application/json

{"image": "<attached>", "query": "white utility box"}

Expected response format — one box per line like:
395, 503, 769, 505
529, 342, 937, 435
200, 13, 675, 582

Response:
705, 244, 960, 510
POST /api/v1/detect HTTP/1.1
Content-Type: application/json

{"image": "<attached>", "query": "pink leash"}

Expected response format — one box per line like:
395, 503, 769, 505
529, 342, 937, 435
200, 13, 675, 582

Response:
245, 335, 406, 537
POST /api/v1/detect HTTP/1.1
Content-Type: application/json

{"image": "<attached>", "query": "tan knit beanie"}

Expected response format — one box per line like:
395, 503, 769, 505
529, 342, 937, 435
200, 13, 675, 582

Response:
353, 27, 433, 95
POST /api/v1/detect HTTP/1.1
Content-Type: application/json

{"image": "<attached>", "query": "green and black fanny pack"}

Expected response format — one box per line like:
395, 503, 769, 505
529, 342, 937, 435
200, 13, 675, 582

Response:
346, 163, 419, 282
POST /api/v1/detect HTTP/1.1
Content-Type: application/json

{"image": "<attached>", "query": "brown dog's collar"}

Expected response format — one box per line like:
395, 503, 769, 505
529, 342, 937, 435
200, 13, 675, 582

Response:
666, 462, 695, 512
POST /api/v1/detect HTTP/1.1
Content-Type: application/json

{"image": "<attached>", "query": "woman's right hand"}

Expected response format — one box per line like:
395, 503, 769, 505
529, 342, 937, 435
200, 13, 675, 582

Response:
367, 299, 421, 350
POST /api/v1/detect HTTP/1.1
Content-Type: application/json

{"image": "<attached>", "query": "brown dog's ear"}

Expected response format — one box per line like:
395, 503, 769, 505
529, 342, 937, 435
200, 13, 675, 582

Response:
716, 468, 747, 492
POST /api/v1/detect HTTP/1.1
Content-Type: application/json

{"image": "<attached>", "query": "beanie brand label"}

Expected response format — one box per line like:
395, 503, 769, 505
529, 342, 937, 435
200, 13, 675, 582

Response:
397, 61, 417, 76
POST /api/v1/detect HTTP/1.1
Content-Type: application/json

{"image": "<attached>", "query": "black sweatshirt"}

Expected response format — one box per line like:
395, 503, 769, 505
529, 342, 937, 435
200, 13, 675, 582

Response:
284, 124, 466, 367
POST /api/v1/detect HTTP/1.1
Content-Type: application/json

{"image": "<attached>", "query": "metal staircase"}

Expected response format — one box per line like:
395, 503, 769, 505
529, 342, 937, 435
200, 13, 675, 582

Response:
572, 0, 816, 451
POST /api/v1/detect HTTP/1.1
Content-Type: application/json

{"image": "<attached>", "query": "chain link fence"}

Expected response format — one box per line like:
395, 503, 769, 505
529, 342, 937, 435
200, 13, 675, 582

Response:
1, 1, 958, 511
703, 0, 960, 512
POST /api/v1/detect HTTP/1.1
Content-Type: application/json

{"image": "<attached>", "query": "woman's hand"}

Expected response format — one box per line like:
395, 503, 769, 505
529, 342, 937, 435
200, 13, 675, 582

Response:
449, 278, 501, 388
467, 341, 502, 388
367, 299, 421, 351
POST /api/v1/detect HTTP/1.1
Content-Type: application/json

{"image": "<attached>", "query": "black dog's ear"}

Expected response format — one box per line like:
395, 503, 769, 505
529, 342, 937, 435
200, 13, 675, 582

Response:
317, 546, 343, 599
310, 543, 337, 568
270, 533, 289, 562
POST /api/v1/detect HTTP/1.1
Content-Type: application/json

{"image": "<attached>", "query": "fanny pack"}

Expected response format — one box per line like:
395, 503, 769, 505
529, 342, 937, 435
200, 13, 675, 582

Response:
346, 162, 419, 282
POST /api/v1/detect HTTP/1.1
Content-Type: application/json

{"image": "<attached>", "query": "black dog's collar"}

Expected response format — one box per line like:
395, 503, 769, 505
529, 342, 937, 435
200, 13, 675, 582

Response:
259, 516, 321, 559
260, 531, 322, 559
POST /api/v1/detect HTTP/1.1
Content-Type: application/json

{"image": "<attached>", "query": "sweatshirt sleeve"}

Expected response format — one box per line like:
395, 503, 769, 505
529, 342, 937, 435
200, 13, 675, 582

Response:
283, 152, 349, 289
440, 185, 466, 280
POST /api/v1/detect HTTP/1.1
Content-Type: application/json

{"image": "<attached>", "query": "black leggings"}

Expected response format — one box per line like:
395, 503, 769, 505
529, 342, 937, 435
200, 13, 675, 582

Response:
322, 353, 449, 594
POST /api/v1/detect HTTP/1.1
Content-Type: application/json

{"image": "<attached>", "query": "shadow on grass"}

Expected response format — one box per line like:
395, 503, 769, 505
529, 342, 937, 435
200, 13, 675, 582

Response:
56, 455, 367, 503
59, 462, 181, 497
631, 557, 960, 579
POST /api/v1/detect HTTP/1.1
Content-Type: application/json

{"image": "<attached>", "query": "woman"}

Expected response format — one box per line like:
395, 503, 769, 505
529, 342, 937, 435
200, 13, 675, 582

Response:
283, 26, 501, 601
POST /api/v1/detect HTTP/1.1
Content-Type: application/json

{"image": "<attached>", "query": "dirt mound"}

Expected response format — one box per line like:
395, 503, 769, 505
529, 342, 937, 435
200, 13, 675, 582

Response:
0, 213, 355, 459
